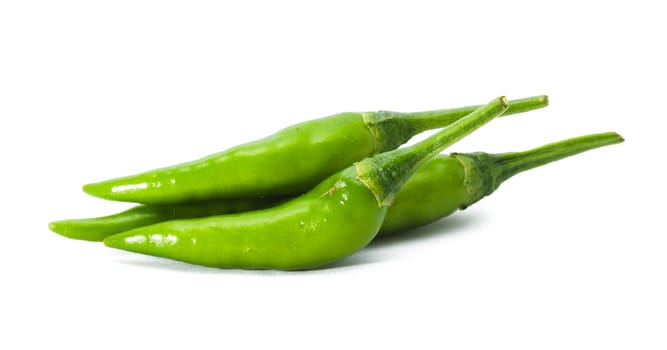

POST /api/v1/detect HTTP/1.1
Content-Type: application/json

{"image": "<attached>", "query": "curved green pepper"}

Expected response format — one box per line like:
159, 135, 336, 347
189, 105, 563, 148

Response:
82, 96, 546, 205
101, 97, 509, 269
50, 133, 623, 241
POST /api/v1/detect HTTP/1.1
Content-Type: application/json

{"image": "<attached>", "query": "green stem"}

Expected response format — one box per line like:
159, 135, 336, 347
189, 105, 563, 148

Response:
496, 132, 624, 182
401, 95, 548, 132
452, 132, 625, 207
368, 95, 548, 152
357, 96, 509, 206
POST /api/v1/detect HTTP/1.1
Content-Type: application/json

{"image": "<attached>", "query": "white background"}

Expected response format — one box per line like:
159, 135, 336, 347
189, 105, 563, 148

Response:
1, 1, 665, 349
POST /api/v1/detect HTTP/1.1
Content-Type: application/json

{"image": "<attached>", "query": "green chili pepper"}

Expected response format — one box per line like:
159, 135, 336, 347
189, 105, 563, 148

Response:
49, 133, 623, 241
101, 97, 509, 270
82, 96, 547, 205
380, 131, 624, 233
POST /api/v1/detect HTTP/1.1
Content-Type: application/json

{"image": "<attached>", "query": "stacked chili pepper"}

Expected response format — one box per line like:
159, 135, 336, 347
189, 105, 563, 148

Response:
50, 95, 623, 270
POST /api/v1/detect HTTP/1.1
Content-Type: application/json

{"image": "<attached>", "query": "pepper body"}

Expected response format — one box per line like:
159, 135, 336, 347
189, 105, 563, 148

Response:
104, 168, 385, 270
380, 155, 468, 234
85, 113, 375, 204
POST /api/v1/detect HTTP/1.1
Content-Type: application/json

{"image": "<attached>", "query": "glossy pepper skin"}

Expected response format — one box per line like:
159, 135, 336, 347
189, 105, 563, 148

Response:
102, 97, 509, 269
50, 133, 623, 241
82, 96, 546, 205
380, 155, 466, 234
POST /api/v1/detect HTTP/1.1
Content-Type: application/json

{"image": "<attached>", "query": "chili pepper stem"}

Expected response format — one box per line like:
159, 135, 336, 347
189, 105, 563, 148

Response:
453, 132, 625, 207
497, 132, 624, 181
366, 95, 548, 152
401, 95, 548, 128
357, 96, 509, 206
